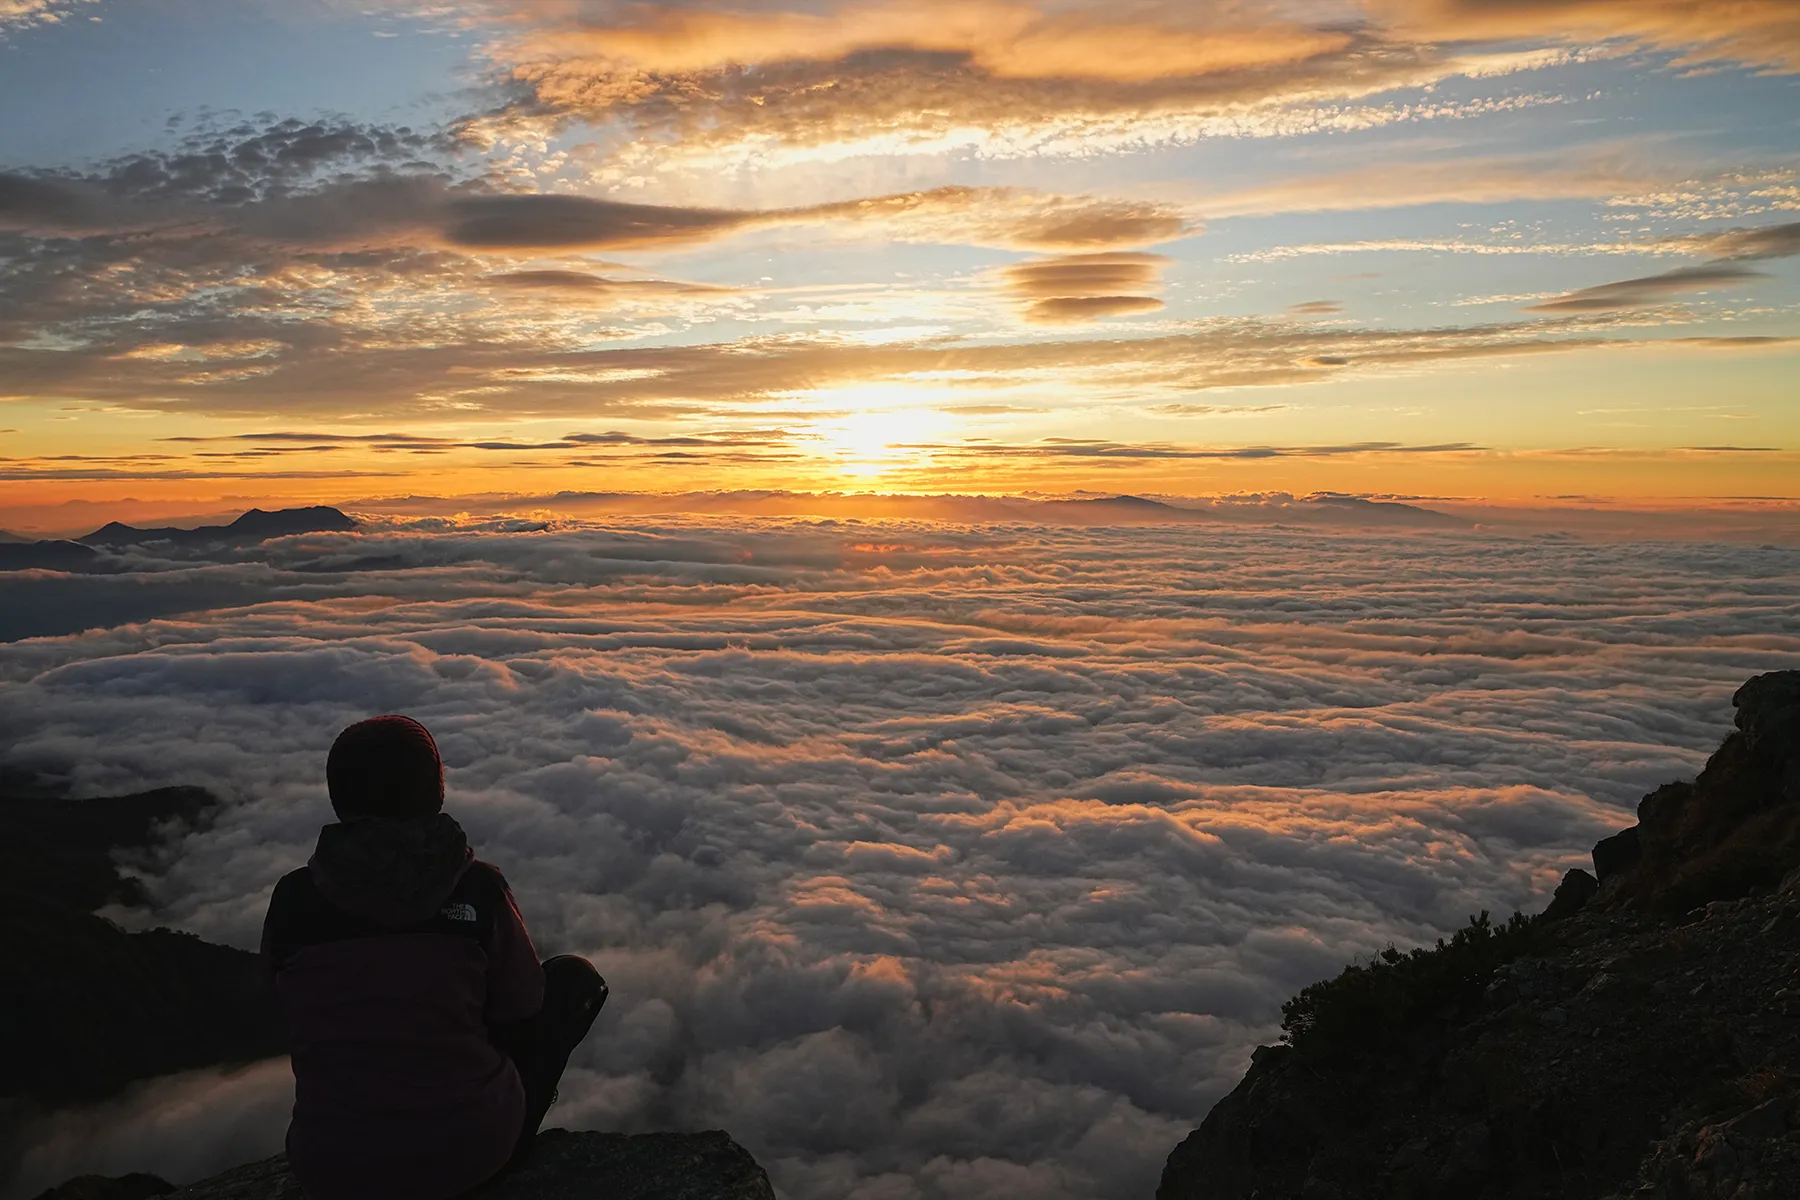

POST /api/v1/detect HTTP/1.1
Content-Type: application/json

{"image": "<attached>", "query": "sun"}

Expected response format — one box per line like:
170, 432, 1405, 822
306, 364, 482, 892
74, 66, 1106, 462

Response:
821, 410, 924, 463
803, 385, 957, 477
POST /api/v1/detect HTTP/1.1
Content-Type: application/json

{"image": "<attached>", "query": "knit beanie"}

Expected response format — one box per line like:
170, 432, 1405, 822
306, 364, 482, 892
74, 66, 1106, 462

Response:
326, 715, 445, 820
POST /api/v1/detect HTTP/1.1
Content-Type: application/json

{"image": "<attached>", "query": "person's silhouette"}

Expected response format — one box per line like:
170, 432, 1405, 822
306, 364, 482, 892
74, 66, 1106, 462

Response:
262, 715, 606, 1199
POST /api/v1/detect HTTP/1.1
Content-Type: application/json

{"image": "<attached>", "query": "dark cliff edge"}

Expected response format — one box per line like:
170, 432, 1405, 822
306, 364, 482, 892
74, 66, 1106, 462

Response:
1159, 669, 1800, 1200
2, 784, 287, 1197
32, 1129, 777, 1200
0, 785, 285, 1113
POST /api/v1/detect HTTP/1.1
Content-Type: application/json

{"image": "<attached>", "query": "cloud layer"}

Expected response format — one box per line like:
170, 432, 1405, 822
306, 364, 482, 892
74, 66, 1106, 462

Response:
3, 517, 1796, 1198
446, 0, 1800, 177
2, 111, 1793, 473
1525, 218, 1800, 312
1378, 0, 1800, 73
1526, 264, 1769, 313
1001, 252, 1171, 323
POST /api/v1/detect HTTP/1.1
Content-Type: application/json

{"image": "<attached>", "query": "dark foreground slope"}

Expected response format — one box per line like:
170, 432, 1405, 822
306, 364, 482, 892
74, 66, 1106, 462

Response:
0, 786, 284, 1108
1160, 669, 1800, 1200
35, 1130, 776, 1200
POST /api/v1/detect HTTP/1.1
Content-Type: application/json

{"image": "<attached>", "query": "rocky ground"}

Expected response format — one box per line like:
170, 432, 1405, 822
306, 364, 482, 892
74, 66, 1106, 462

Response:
1159, 669, 1800, 1200
35, 1130, 776, 1200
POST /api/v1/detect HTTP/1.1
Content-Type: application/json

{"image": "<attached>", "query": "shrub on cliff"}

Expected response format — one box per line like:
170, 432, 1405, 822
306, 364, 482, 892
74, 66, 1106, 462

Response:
1280, 909, 1540, 1062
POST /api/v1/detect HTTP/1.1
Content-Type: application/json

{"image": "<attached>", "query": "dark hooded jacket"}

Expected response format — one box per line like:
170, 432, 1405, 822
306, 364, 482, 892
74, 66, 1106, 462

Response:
261, 814, 544, 1200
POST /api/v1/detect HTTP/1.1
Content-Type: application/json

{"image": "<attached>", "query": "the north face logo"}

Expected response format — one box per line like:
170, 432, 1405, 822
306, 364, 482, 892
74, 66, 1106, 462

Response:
441, 902, 477, 922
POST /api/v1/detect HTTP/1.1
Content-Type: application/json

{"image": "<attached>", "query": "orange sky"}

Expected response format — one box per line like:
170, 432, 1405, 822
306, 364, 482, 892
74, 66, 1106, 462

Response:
2, 0, 1797, 518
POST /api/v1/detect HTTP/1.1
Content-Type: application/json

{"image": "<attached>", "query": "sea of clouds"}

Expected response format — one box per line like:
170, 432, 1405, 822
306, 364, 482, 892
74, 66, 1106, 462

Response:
4, 516, 1799, 1199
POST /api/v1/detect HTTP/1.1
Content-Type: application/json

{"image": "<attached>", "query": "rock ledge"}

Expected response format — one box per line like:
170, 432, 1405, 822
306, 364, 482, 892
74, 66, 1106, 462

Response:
40, 1131, 775, 1200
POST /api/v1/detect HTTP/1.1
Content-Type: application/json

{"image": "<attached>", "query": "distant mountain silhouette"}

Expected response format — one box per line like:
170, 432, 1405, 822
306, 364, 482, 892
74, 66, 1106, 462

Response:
0, 785, 284, 1110
535, 489, 1471, 528
1034, 495, 1189, 521
0, 540, 101, 571
1278, 493, 1469, 529
77, 507, 356, 550
0, 508, 357, 577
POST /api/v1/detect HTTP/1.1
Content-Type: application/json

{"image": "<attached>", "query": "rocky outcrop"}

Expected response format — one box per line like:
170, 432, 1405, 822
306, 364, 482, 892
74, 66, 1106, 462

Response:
1160, 670, 1800, 1200
1594, 670, 1800, 915
35, 1131, 776, 1200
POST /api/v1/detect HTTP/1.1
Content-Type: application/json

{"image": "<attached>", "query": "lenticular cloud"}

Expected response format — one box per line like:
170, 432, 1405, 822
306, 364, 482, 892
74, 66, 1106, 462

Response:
3, 517, 1797, 1199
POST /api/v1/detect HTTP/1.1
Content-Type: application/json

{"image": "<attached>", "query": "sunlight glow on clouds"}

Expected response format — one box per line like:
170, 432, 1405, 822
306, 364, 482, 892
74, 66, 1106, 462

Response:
1, 0, 1797, 514
2, 518, 1796, 1196
1373, 0, 1800, 73
2, 2, 1799, 1191
0, 0, 87, 31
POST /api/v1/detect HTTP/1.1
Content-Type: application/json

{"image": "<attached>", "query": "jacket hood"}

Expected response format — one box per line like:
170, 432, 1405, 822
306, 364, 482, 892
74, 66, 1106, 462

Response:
309, 812, 472, 926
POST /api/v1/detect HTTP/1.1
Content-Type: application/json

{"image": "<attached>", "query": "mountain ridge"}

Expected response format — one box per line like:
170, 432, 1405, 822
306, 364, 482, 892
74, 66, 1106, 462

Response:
76, 507, 356, 549
0, 507, 357, 573
525, 488, 1471, 528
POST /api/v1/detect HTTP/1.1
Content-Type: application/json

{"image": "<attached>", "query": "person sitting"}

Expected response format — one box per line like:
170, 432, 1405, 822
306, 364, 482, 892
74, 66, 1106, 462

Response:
261, 715, 607, 1200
